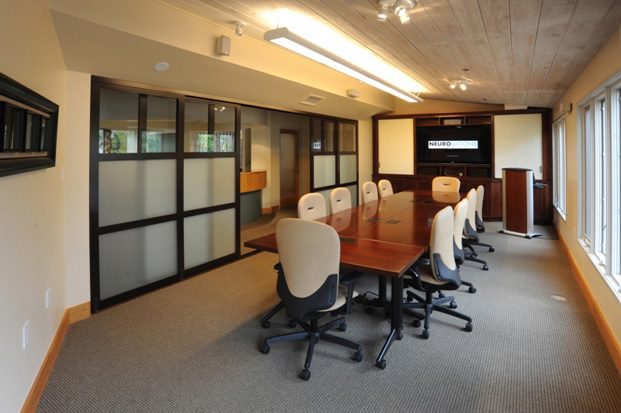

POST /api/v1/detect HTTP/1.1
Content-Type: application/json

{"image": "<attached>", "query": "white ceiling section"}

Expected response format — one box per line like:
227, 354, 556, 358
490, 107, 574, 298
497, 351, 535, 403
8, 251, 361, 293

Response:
166, 0, 621, 108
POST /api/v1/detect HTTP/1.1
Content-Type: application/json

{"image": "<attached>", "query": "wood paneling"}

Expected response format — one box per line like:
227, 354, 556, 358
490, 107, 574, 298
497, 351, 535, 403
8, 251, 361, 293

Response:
169, 0, 621, 107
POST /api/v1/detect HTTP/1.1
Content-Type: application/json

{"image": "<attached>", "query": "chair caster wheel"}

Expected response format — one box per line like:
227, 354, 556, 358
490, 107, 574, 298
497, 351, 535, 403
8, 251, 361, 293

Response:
469, 286, 477, 293
412, 319, 421, 328
259, 343, 270, 354
397, 330, 403, 340
261, 320, 271, 328
352, 351, 363, 362
482, 265, 489, 271
465, 322, 473, 332
376, 359, 387, 369
288, 320, 297, 328
421, 329, 430, 339
489, 247, 495, 252
338, 323, 347, 332
449, 301, 457, 309
298, 369, 311, 381
364, 307, 375, 315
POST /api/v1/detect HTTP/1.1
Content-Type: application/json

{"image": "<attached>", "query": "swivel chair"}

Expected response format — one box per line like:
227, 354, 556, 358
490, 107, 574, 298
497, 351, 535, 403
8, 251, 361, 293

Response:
378, 179, 393, 198
432, 176, 461, 193
259, 219, 363, 380
474, 185, 495, 251
403, 206, 473, 339
463, 189, 489, 271
330, 187, 352, 213
361, 181, 379, 204
453, 198, 476, 293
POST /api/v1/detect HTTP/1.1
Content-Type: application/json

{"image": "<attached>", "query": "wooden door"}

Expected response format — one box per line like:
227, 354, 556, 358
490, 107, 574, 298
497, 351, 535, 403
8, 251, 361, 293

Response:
280, 130, 299, 208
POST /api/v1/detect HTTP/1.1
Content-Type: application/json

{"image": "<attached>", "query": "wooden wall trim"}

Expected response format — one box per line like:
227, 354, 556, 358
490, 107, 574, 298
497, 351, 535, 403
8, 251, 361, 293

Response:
21, 302, 91, 413
556, 229, 621, 377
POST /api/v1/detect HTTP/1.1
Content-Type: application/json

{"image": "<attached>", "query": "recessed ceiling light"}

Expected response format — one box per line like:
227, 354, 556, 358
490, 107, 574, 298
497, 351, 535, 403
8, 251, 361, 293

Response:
153, 61, 170, 72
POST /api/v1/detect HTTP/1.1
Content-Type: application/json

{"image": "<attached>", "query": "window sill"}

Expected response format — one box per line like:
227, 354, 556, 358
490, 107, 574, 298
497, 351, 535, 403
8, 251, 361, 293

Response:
553, 205, 566, 222
579, 239, 621, 302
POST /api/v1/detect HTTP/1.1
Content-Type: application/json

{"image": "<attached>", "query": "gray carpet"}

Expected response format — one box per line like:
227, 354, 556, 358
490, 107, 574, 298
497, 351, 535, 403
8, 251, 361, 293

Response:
38, 223, 621, 412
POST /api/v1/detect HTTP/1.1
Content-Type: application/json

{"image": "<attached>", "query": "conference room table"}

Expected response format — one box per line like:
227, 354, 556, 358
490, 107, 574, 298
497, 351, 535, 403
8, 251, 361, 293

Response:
244, 189, 462, 369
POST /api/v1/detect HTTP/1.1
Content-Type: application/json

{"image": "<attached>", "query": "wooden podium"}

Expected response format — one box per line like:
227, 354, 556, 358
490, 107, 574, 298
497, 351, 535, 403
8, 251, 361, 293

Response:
500, 168, 540, 238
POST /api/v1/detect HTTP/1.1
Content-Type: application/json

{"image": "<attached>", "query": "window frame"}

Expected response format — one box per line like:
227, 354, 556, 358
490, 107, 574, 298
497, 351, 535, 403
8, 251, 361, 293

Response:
578, 72, 621, 299
552, 116, 566, 219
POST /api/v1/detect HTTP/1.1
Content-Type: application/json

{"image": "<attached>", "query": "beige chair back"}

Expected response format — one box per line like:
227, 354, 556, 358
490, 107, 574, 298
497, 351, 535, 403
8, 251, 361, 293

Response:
361, 182, 378, 204
453, 198, 469, 250
476, 185, 484, 218
276, 218, 340, 298
330, 187, 352, 214
465, 188, 477, 234
430, 206, 457, 276
378, 179, 393, 198
298, 193, 327, 221
432, 176, 461, 193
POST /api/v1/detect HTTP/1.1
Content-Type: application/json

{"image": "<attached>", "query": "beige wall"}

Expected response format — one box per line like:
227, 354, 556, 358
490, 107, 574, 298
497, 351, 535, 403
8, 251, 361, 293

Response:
0, 1, 68, 410
552, 27, 621, 352
494, 114, 543, 179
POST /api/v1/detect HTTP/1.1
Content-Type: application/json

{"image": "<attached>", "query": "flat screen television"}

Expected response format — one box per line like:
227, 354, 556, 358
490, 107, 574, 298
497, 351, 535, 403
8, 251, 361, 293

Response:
416, 125, 491, 164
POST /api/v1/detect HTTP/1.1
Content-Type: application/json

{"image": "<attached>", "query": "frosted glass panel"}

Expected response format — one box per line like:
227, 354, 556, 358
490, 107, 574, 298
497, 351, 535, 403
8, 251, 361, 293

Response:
184, 209, 236, 269
99, 221, 177, 299
340, 154, 357, 184
99, 160, 176, 226
184, 158, 235, 210
346, 184, 358, 207
313, 155, 336, 188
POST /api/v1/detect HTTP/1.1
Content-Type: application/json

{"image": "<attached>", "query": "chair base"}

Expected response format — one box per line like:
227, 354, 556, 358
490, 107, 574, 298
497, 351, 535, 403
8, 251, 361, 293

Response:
403, 290, 472, 339
260, 317, 362, 380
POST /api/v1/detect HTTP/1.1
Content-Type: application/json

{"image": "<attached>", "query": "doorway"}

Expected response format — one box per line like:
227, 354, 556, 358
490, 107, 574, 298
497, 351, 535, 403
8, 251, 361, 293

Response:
280, 129, 299, 208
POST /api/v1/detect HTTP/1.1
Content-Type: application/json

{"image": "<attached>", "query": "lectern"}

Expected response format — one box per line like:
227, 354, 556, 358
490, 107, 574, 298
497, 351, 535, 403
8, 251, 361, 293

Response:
500, 168, 540, 238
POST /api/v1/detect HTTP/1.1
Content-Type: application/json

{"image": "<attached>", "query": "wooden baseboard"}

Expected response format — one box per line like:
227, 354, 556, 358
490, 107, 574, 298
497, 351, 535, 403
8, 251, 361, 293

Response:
556, 229, 621, 377
261, 206, 279, 215
21, 302, 91, 413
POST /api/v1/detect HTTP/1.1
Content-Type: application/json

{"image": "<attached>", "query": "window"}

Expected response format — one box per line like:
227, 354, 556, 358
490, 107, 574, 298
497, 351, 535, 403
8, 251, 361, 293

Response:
552, 117, 566, 218
579, 74, 621, 298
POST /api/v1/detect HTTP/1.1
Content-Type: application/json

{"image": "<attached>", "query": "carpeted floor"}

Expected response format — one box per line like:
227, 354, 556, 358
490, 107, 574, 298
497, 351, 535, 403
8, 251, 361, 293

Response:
37, 223, 621, 412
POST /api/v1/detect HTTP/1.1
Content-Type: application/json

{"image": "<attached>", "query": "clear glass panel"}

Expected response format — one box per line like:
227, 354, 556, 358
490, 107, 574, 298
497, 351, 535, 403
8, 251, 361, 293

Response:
346, 184, 358, 207
184, 100, 235, 152
99, 160, 176, 226
339, 154, 357, 184
99, 221, 177, 300
143, 95, 176, 153
313, 155, 336, 188
99, 88, 139, 154
184, 158, 235, 211
311, 118, 322, 152
184, 209, 236, 269
339, 122, 357, 152
584, 106, 592, 242
597, 99, 607, 257
213, 104, 235, 152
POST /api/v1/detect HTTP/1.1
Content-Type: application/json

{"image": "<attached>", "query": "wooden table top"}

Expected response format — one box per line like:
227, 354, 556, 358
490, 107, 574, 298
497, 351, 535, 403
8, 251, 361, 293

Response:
244, 190, 461, 278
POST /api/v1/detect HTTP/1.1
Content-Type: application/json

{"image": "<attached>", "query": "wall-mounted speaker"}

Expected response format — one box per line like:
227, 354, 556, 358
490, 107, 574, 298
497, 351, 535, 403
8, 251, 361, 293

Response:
216, 35, 231, 56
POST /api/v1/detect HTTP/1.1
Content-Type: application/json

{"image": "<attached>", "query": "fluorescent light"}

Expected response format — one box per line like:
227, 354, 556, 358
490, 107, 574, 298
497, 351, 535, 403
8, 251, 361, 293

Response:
264, 27, 422, 103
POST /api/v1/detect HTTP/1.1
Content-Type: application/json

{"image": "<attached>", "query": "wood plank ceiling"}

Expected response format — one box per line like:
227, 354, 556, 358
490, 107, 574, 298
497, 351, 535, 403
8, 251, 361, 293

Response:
165, 0, 621, 107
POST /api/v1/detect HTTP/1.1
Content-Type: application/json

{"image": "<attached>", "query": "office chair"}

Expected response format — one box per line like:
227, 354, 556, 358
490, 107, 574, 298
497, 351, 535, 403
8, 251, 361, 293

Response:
361, 181, 379, 204
259, 219, 363, 380
432, 176, 461, 193
474, 185, 495, 252
453, 198, 476, 293
463, 189, 489, 271
378, 179, 393, 198
297, 192, 327, 221
403, 206, 473, 339
329, 187, 352, 213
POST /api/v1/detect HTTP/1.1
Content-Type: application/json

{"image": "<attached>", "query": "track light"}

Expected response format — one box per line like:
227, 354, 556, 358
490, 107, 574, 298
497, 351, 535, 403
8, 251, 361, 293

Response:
377, 6, 388, 21
449, 68, 472, 92
377, 0, 416, 24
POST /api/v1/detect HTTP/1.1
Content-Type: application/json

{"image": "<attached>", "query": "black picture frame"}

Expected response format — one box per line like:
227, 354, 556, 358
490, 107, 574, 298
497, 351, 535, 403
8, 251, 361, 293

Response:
0, 73, 59, 177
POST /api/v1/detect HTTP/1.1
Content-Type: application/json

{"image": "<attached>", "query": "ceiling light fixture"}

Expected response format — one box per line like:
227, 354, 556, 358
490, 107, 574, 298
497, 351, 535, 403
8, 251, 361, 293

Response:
449, 68, 472, 91
264, 27, 423, 103
377, 0, 417, 24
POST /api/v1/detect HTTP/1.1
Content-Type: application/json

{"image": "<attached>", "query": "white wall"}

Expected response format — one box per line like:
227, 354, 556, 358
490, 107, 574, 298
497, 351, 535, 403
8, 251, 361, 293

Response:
0, 1, 68, 410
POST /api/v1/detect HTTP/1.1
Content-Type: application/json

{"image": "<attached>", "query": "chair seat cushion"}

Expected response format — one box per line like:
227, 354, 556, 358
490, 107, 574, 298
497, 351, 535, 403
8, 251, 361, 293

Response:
318, 293, 347, 312
404, 265, 451, 287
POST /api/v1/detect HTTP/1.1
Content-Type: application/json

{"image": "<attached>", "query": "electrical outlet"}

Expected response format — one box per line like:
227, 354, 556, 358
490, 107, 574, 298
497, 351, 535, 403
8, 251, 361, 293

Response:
45, 287, 51, 309
22, 320, 30, 350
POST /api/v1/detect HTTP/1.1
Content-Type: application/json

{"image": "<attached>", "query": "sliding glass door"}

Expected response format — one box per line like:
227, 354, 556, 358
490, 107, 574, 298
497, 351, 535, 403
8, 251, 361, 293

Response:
90, 80, 239, 311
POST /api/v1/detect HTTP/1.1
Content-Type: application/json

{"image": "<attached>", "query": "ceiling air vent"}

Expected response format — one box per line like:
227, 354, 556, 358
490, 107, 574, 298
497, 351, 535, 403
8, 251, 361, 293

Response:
299, 94, 325, 106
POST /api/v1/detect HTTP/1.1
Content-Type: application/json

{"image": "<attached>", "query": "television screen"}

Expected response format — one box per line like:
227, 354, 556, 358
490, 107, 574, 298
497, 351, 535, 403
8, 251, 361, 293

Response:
416, 125, 491, 164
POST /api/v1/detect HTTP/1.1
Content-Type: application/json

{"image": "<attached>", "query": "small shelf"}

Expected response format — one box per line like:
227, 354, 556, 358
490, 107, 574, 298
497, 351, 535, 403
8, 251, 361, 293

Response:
416, 117, 440, 126
416, 163, 491, 178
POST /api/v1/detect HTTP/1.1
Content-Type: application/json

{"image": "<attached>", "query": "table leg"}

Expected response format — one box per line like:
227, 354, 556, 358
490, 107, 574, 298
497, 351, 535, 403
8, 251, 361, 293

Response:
375, 277, 403, 369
